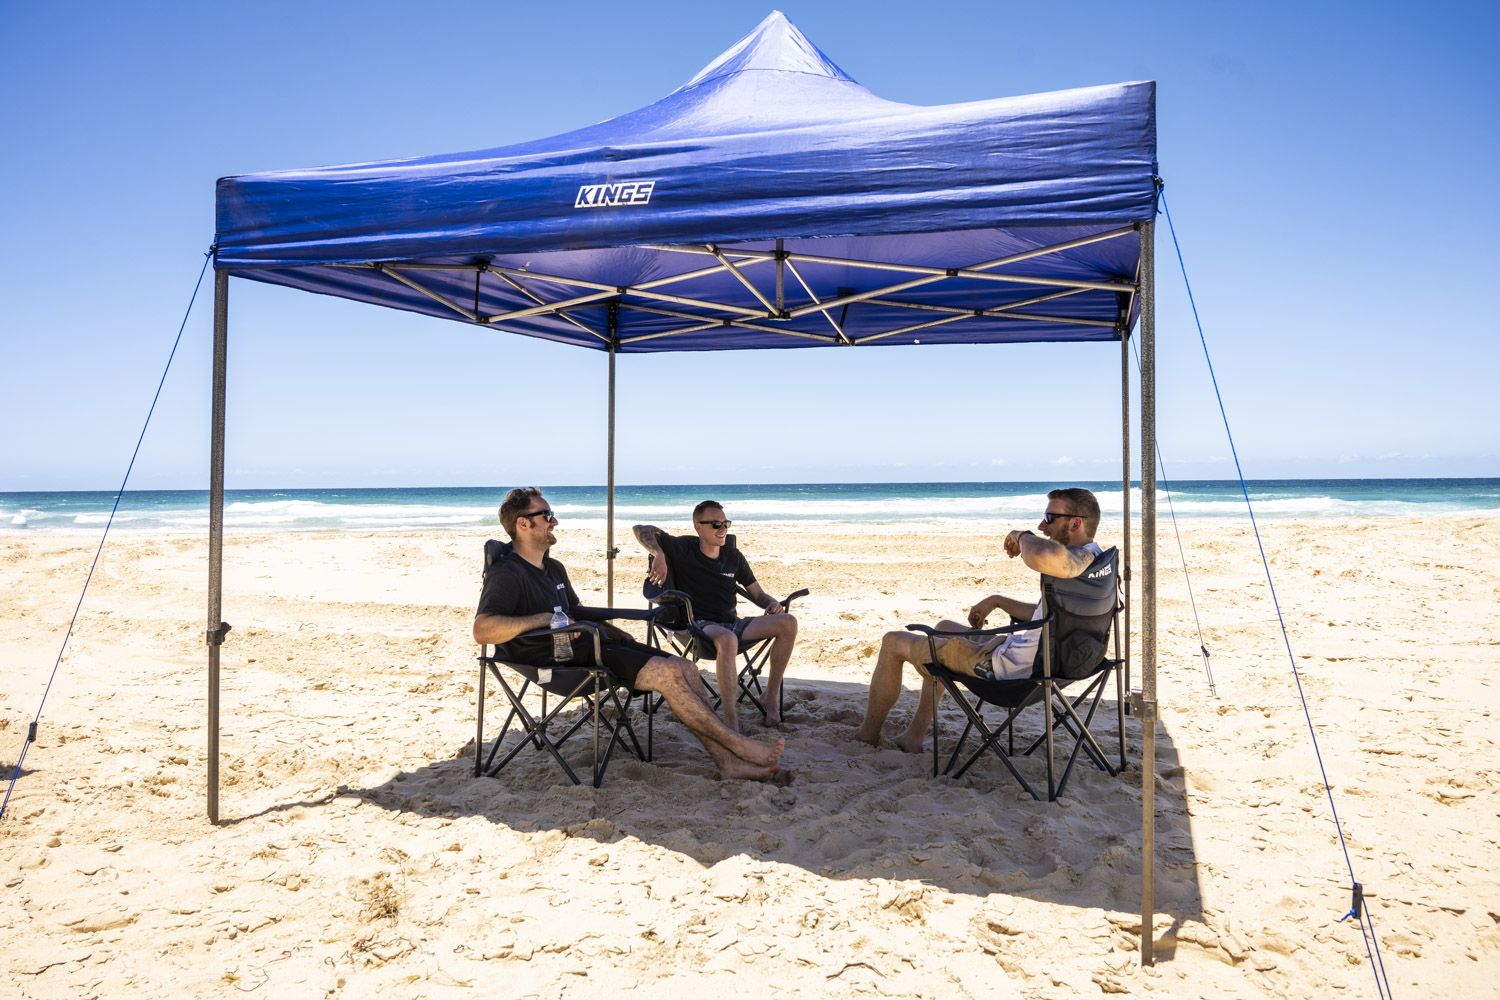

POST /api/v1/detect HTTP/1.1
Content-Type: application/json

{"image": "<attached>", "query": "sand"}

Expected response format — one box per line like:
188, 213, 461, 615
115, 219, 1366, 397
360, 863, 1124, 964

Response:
2, 516, 1497, 998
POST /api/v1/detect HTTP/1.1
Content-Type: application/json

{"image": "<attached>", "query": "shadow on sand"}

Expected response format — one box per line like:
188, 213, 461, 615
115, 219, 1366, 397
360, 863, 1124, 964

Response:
241, 677, 1202, 958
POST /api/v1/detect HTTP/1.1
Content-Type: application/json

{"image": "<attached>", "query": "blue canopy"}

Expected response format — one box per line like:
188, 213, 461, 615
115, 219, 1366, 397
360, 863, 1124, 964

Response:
214, 11, 1157, 351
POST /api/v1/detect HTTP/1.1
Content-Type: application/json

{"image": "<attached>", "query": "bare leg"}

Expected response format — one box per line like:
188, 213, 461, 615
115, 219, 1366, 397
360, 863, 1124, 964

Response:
638, 657, 785, 778
893, 620, 966, 753
893, 679, 946, 753
676, 656, 715, 707
854, 631, 924, 746
701, 624, 740, 733
739, 614, 798, 726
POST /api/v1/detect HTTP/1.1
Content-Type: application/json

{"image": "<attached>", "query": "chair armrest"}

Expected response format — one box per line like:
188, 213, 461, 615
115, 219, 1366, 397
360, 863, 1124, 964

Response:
505, 620, 606, 667
906, 617, 1050, 639
585, 605, 674, 623
648, 589, 695, 623
736, 585, 810, 610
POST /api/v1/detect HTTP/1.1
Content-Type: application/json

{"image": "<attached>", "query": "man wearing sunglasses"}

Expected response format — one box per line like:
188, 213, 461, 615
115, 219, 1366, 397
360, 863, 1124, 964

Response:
633, 500, 799, 731
474, 488, 786, 780
855, 487, 1106, 753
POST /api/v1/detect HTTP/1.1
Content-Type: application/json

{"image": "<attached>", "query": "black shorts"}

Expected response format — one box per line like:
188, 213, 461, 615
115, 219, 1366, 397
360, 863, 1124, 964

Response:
577, 637, 660, 688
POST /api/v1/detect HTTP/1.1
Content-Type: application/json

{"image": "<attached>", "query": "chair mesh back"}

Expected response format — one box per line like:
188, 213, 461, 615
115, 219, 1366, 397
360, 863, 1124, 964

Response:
1043, 547, 1119, 679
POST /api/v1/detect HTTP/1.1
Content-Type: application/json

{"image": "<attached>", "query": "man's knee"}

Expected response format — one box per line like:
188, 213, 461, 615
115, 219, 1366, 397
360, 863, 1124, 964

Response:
715, 633, 738, 656
880, 629, 919, 659
777, 614, 798, 638
640, 656, 685, 691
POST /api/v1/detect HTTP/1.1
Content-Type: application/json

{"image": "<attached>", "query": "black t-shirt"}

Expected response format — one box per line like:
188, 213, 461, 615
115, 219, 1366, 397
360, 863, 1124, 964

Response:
658, 534, 755, 625
476, 551, 586, 664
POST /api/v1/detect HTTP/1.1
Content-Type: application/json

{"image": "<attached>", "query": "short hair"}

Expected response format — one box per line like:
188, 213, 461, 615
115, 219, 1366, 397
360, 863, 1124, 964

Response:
499, 487, 543, 539
692, 499, 724, 521
1048, 487, 1101, 538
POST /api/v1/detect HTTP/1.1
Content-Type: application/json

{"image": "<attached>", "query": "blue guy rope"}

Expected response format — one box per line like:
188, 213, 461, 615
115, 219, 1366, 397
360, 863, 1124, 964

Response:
1129, 338, 1216, 696
0, 247, 214, 824
1160, 192, 1392, 998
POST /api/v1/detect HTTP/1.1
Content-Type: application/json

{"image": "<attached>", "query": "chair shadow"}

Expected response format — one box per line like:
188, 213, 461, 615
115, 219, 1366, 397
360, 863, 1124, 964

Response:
250, 677, 1202, 956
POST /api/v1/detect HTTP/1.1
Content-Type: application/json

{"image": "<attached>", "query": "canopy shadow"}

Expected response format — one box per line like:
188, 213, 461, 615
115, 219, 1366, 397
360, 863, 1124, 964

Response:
330, 677, 1200, 944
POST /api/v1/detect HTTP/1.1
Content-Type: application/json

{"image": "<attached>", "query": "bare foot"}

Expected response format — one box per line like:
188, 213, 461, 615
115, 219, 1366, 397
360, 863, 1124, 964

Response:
853, 725, 880, 747
719, 759, 781, 781
762, 689, 782, 727
753, 736, 787, 768
892, 734, 926, 754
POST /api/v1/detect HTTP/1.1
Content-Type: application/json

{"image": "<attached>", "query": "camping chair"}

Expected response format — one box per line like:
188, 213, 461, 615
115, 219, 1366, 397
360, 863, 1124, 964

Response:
917, 546, 1126, 801
475, 539, 667, 788
641, 534, 808, 722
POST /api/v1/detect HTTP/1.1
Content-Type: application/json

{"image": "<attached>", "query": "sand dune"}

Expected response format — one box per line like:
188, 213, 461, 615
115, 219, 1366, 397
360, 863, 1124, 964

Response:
2, 517, 1496, 997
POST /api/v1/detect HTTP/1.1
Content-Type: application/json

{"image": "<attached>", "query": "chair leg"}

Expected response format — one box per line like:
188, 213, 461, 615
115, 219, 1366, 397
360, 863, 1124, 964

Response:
1115, 661, 1127, 771
931, 679, 940, 777
475, 658, 487, 777
934, 673, 1039, 800
485, 673, 599, 786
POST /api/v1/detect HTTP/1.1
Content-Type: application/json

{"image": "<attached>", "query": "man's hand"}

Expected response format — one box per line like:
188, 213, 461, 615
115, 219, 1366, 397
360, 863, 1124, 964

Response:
763, 600, 784, 616
646, 551, 669, 586
1003, 530, 1026, 558
968, 595, 1000, 628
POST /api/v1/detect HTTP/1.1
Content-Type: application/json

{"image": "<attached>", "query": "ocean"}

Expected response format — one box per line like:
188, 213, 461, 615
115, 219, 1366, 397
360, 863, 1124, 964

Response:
1, 480, 1495, 535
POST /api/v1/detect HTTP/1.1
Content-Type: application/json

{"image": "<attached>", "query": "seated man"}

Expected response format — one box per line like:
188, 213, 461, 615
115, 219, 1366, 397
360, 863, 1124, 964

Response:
855, 488, 1107, 753
633, 500, 798, 730
473, 488, 785, 781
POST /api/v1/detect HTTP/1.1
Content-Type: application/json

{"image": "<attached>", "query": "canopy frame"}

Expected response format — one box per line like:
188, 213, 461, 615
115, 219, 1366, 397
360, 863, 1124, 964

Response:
321, 227, 1137, 348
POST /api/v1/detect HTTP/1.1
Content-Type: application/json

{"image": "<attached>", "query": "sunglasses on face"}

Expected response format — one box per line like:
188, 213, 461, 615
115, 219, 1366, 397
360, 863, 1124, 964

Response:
696, 519, 732, 530
521, 508, 556, 523
1041, 511, 1078, 524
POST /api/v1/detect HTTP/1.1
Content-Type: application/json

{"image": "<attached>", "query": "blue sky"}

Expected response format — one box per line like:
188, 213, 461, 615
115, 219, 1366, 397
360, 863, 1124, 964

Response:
2, 1, 1496, 490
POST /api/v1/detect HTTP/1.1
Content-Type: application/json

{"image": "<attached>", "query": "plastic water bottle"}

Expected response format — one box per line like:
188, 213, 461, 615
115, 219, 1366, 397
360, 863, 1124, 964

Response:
550, 606, 570, 663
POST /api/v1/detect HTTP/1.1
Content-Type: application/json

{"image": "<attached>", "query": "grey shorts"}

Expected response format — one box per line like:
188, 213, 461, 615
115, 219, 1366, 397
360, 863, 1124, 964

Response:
690, 617, 754, 658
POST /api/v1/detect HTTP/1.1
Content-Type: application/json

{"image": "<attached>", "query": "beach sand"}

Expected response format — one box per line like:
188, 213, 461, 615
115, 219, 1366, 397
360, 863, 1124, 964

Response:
2, 516, 1496, 998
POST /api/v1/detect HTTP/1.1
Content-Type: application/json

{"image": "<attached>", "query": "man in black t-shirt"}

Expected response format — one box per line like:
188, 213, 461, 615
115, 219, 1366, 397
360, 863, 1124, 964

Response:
633, 500, 799, 731
473, 488, 785, 781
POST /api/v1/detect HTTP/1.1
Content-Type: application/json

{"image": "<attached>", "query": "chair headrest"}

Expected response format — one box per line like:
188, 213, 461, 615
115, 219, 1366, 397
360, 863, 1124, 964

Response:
1047, 546, 1119, 617
484, 538, 513, 569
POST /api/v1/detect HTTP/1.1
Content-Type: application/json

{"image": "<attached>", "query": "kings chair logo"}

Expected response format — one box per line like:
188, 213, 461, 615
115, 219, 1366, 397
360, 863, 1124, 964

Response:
575, 180, 656, 208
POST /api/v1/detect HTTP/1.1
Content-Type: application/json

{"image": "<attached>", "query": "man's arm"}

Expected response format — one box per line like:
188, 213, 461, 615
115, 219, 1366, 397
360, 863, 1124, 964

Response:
633, 524, 670, 586
743, 580, 784, 616
472, 610, 553, 646
968, 594, 1039, 628
1004, 530, 1098, 579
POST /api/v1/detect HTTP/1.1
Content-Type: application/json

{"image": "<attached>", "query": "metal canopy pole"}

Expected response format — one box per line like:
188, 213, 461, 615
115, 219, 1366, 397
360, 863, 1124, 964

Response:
1138, 219, 1158, 965
605, 304, 619, 605
206, 269, 230, 825
1121, 322, 1132, 708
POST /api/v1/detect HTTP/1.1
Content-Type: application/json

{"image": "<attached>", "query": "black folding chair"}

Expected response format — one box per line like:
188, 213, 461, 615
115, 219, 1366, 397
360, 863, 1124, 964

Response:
474, 540, 665, 788
919, 547, 1127, 801
641, 534, 808, 722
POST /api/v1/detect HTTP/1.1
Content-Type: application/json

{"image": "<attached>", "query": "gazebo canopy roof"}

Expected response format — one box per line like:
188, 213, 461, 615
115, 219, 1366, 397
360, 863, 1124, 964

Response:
214, 11, 1157, 351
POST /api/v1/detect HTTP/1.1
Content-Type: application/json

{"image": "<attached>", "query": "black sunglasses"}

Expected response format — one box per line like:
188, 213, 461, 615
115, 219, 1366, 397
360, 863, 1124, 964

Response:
1041, 511, 1079, 524
521, 508, 556, 522
696, 519, 732, 530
